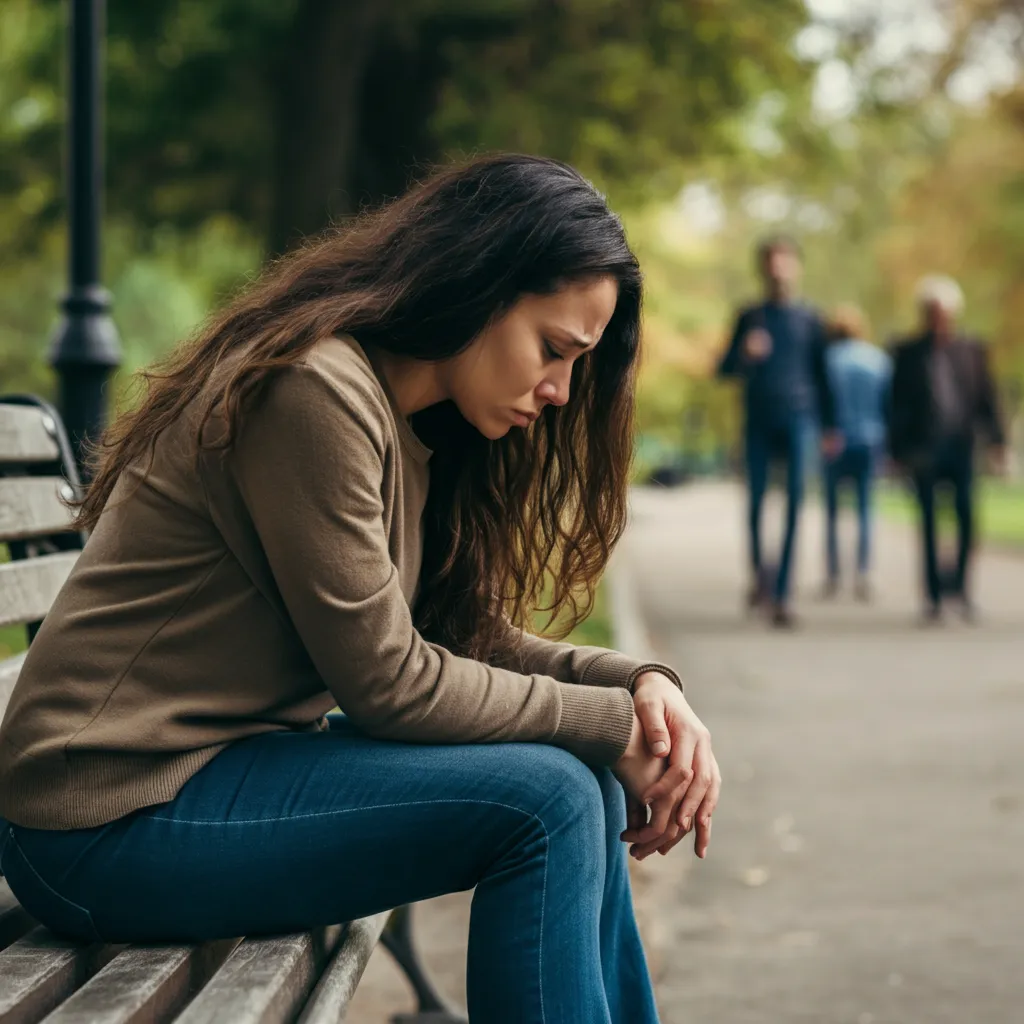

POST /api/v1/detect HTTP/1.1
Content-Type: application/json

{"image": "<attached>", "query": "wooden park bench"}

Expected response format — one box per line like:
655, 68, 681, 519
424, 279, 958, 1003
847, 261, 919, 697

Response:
0, 396, 464, 1023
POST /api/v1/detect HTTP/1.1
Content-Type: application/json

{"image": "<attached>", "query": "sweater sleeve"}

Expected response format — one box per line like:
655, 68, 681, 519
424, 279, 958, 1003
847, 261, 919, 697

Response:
490, 622, 683, 693
227, 363, 634, 765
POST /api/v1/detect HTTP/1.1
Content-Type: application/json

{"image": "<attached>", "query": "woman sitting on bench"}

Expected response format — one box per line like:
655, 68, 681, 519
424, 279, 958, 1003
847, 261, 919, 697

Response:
0, 154, 720, 1023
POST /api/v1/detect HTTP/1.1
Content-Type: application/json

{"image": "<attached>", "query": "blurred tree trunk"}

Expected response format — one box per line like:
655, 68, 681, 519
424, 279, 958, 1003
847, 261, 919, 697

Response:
268, 0, 388, 256
349, 22, 451, 211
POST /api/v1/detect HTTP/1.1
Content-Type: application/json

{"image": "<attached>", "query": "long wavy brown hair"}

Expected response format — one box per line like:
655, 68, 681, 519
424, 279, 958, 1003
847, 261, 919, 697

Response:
78, 154, 642, 659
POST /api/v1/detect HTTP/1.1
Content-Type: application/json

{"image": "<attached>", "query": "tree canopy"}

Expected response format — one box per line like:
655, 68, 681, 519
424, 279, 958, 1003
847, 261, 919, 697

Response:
3, 0, 813, 254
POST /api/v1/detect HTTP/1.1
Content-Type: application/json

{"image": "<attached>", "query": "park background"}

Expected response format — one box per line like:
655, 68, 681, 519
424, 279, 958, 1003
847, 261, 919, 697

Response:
3, 5, 1024, 1022
5, 0, 1024, 656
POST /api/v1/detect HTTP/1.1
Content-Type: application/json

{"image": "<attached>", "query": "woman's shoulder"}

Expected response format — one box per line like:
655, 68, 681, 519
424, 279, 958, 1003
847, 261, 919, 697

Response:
299, 334, 384, 400
205, 334, 394, 458
273, 334, 392, 429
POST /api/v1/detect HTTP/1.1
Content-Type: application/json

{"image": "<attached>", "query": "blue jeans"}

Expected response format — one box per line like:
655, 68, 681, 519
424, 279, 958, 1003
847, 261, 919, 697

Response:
746, 415, 812, 602
0, 716, 658, 1024
824, 444, 876, 580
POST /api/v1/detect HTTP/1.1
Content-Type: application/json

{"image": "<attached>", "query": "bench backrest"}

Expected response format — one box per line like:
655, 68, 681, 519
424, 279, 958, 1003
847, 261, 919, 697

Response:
0, 397, 85, 715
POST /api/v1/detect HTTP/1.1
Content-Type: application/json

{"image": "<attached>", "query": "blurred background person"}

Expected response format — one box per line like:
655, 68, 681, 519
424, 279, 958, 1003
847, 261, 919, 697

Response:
821, 304, 892, 601
718, 236, 840, 629
889, 275, 1007, 622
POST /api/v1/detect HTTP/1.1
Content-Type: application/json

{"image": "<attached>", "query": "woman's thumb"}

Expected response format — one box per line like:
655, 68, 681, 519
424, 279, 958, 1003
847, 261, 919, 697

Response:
637, 704, 670, 756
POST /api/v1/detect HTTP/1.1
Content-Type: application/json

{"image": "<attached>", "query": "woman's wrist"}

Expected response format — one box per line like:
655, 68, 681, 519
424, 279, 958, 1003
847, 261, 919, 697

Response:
629, 664, 683, 694
614, 712, 643, 769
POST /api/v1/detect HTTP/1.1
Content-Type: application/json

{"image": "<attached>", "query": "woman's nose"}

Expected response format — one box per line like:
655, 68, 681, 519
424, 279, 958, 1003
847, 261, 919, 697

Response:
537, 368, 571, 407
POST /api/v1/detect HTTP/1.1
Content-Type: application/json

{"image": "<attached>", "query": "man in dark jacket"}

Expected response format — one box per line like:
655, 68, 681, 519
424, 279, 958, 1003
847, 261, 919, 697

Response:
889, 275, 1006, 621
719, 236, 840, 627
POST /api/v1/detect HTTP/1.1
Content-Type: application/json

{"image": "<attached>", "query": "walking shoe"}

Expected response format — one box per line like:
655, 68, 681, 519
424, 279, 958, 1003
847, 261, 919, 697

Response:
854, 576, 872, 603
921, 603, 942, 625
771, 604, 796, 629
820, 578, 839, 600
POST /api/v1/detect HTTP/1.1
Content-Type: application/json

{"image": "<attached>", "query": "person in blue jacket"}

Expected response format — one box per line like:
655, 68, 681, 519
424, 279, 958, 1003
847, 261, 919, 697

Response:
820, 304, 892, 601
719, 236, 840, 627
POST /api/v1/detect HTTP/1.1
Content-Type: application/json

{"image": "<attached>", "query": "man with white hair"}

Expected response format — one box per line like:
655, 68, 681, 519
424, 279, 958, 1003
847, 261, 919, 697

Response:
889, 275, 1006, 621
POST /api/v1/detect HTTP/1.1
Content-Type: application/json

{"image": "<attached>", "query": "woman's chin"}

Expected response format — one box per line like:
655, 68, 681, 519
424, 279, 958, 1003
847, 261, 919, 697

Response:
471, 414, 512, 440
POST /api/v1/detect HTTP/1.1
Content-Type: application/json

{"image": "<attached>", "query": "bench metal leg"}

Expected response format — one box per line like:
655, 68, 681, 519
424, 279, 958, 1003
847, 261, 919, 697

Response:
382, 904, 467, 1024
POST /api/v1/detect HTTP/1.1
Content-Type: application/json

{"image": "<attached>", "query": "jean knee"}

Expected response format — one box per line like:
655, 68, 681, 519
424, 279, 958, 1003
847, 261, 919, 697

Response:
592, 767, 627, 834
496, 746, 606, 844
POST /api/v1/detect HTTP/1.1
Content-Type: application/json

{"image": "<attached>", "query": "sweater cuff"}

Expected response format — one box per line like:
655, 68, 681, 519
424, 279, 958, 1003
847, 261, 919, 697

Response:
554, 684, 635, 765
582, 651, 684, 694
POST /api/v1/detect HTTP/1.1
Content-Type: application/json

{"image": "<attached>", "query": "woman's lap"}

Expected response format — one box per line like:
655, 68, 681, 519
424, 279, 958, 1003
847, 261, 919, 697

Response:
8, 719, 621, 943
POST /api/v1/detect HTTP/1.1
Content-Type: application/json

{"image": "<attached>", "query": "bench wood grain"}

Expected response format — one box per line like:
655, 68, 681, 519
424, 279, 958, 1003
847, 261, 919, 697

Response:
0, 406, 60, 465
176, 927, 342, 1024
0, 883, 33, 954
0, 928, 120, 1024
0, 653, 27, 719
0, 552, 79, 629
297, 914, 390, 1023
0, 478, 77, 543
41, 939, 240, 1024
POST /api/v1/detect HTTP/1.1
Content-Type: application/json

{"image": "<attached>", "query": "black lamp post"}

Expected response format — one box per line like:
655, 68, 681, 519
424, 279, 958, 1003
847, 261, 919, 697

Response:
48, 0, 121, 479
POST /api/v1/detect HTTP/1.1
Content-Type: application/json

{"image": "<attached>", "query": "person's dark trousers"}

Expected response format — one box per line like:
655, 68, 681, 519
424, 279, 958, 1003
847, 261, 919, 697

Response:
746, 413, 812, 604
911, 434, 975, 608
824, 444, 876, 582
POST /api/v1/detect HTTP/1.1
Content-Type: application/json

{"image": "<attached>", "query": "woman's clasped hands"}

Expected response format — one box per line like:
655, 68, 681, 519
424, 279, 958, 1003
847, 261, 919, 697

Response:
612, 671, 721, 861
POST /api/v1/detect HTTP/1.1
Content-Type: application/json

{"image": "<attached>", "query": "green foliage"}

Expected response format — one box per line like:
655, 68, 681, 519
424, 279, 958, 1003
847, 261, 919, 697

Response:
534, 580, 613, 650
0, 216, 260, 400
431, 0, 811, 206
2, 0, 818, 255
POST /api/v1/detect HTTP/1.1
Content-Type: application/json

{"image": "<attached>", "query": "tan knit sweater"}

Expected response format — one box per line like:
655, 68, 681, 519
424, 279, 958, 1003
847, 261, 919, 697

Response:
0, 336, 678, 830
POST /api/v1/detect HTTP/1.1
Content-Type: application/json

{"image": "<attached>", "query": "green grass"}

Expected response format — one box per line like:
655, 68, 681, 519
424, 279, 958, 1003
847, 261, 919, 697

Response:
533, 580, 614, 650
877, 478, 1024, 548
564, 582, 613, 649
0, 624, 27, 660
0, 544, 28, 658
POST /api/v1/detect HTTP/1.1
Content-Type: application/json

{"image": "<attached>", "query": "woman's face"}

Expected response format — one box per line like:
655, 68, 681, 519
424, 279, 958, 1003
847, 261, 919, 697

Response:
445, 276, 619, 440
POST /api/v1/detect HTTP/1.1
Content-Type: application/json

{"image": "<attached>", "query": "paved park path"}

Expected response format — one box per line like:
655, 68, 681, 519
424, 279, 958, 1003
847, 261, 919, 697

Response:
623, 482, 1024, 1024
349, 481, 1024, 1023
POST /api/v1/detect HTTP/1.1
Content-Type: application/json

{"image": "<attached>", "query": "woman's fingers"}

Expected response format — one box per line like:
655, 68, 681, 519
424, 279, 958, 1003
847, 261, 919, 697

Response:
675, 740, 716, 832
622, 785, 683, 846
630, 820, 681, 861
693, 755, 722, 859
619, 796, 648, 843
634, 690, 671, 757
694, 813, 713, 859
642, 732, 696, 807
654, 829, 688, 857
630, 790, 676, 846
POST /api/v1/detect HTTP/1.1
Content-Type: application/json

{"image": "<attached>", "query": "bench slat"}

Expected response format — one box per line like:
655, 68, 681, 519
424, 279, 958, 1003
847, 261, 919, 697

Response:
0, 653, 27, 719
0, 407, 60, 466
0, 928, 120, 1024
175, 927, 342, 1024
296, 914, 389, 1024
0, 553, 79, 629
0, 479, 77, 544
0, 883, 34, 953
40, 939, 239, 1024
